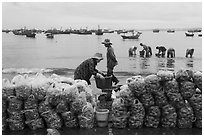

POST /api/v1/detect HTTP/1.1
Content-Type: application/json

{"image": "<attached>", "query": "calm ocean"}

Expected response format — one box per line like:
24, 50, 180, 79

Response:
2, 30, 202, 77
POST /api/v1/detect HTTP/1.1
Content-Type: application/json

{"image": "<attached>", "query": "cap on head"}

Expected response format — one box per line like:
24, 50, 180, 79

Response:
92, 53, 103, 60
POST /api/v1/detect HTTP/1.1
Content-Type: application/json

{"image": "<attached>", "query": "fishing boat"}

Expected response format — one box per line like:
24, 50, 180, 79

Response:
46, 33, 54, 38
26, 32, 36, 38
121, 32, 141, 39
198, 33, 202, 37
153, 29, 160, 33
167, 29, 175, 33
185, 32, 194, 37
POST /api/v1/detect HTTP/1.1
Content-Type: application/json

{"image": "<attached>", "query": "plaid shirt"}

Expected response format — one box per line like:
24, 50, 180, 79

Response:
74, 58, 98, 85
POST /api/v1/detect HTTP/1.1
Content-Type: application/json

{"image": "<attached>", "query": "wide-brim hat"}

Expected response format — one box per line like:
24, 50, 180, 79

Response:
92, 53, 103, 60
102, 39, 112, 45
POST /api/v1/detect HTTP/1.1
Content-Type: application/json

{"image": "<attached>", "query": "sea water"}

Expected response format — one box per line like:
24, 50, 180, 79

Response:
2, 30, 202, 76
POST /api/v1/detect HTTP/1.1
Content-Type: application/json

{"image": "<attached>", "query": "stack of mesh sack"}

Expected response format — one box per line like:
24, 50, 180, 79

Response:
2, 79, 15, 131
161, 104, 177, 128
78, 102, 95, 128
163, 78, 185, 109
127, 75, 155, 109
128, 99, 145, 128
24, 94, 44, 130
5, 74, 33, 131
177, 100, 195, 128
144, 106, 161, 128
144, 74, 168, 107
188, 94, 202, 128
112, 98, 128, 128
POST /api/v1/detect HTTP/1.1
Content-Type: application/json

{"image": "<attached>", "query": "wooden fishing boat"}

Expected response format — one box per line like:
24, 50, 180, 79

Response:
153, 29, 160, 33
121, 32, 141, 39
185, 32, 194, 37
167, 30, 175, 33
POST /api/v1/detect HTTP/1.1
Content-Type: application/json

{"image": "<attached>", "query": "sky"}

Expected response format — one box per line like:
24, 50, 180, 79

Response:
2, 2, 202, 30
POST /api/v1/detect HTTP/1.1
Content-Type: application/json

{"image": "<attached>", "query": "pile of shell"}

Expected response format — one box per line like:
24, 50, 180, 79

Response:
112, 69, 202, 129
2, 73, 96, 131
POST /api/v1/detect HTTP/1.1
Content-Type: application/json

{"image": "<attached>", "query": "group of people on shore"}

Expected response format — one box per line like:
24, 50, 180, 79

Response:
129, 43, 194, 58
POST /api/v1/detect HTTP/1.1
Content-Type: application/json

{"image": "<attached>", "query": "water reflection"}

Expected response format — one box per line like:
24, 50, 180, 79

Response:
166, 58, 175, 69
140, 57, 150, 70
186, 58, 194, 68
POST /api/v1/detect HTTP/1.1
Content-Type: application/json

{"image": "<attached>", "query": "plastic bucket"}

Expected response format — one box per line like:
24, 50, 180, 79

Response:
95, 76, 112, 89
95, 109, 109, 127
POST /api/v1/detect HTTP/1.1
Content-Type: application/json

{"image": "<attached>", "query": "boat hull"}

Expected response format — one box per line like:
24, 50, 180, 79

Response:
121, 35, 140, 39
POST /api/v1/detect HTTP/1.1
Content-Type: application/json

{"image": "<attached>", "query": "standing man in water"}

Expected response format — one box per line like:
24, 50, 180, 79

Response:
102, 39, 119, 85
74, 53, 104, 85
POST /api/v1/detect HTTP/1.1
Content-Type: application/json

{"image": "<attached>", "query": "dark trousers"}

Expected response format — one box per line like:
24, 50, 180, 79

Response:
107, 67, 119, 83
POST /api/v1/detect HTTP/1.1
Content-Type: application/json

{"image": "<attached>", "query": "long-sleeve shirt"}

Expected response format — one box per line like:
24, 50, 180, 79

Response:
107, 46, 118, 69
74, 58, 98, 85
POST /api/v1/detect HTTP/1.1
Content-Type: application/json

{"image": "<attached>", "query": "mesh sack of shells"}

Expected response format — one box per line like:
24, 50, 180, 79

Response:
139, 92, 155, 108
12, 74, 33, 100
7, 119, 25, 131
55, 100, 70, 113
112, 98, 128, 128
112, 116, 128, 129
63, 85, 80, 103
24, 94, 38, 110
47, 128, 61, 135
38, 100, 52, 114
180, 81, 196, 100
127, 76, 146, 97
46, 85, 63, 107
25, 118, 45, 130
24, 109, 40, 121
116, 85, 135, 107
163, 79, 179, 94
161, 113, 177, 128
61, 111, 79, 128
177, 118, 193, 128
161, 104, 177, 128
2, 115, 8, 131
7, 96, 23, 112
80, 102, 94, 119
2, 98, 7, 113
147, 106, 161, 118
195, 119, 202, 128
157, 70, 174, 82
177, 101, 195, 128
144, 115, 160, 128
70, 92, 87, 114
31, 86, 47, 101
2, 79, 15, 99
188, 94, 202, 120
153, 91, 168, 107
55, 100, 69, 114
7, 109, 24, 122
78, 115, 94, 128
144, 74, 161, 95
166, 92, 185, 109
41, 110, 62, 129
175, 69, 191, 82
128, 99, 145, 128
78, 102, 95, 128
193, 71, 202, 91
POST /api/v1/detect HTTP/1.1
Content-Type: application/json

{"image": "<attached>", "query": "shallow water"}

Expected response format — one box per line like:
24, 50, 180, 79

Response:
2, 30, 202, 76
